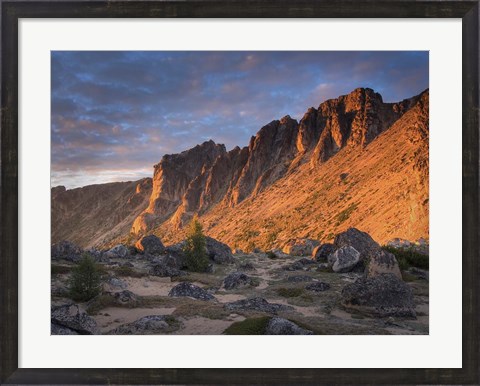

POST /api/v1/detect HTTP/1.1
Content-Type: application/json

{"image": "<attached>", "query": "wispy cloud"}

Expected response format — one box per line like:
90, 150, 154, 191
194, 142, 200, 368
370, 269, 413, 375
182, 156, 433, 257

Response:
51, 51, 428, 189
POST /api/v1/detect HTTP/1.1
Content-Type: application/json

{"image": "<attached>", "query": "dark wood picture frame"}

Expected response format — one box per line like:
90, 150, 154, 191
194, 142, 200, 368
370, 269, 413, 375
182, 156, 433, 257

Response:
1, 1, 478, 384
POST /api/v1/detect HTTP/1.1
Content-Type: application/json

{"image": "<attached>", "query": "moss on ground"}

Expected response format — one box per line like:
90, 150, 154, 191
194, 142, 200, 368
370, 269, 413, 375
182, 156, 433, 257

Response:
223, 316, 271, 335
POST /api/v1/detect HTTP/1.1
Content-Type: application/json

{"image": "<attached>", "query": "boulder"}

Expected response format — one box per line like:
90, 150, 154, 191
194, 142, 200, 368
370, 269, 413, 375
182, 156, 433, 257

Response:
135, 235, 165, 255
331, 246, 361, 273
334, 228, 380, 261
51, 323, 79, 335
366, 249, 401, 279
305, 282, 331, 292
341, 273, 416, 318
205, 237, 234, 264
106, 276, 128, 289
312, 243, 335, 262
282, 238, 320, 256
283, 258, 317, 271
107, 315, 180, 335
222, 272, 252, 290
168, 282, 215, 301
265, 317, 313, 335
150, 263, 186, 278
287, 275, 314, 283
51, 241, 83, 263
112, 290, 138, 307
224, 297, 294, 314
269, 249, 290, 258
105, 244, 129, 259
164, 242, 187, 269
51, 304, 98, 334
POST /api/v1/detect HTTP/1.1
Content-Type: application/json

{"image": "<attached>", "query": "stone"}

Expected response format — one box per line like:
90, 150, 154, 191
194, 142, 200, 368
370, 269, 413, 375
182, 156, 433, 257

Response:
305, 282, 331, 292
283, 258, 317, 271
341, 273, 416, 318
150, 263, 186, 278
112, 290, 138, 307
222, 272, 252, 290
105, 244, 129, 259
331, 246, 361, 273
106, 276, 128, 289
51, 323, 79, 335
366, 249, 401, 279
270, 249, 290, 258
107, 315, 179, 335
51, 304, 98, 334
205, 237, 234, 264
333, 228, 380, 262
282, 238, 320, 256
51, 240, 83, 263
238, 262, 255, 271
164, 242, 187, 269
287, 275, 313, 283
168, 282, 215, 301
312, 243, 335, 262
135, 235, 165, 255
224, 297, 294, 314
265, 317, 313, 335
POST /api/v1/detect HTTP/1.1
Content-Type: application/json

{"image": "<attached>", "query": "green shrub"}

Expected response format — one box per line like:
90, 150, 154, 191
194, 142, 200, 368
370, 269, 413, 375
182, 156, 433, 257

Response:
183, 216, 209, 272
276, 287, 304, 297
224, 316, 271, 335
68, 253, 103, 302
382, 246, 429, 270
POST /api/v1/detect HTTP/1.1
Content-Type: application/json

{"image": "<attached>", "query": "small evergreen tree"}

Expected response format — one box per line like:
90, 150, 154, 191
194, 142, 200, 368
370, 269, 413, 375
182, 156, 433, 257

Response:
183, 216, 209, 272
68, 253, 102, 301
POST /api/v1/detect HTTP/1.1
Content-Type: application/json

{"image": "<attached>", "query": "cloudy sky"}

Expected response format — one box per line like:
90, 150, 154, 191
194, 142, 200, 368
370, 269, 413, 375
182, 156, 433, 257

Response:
51, 51, 428, 189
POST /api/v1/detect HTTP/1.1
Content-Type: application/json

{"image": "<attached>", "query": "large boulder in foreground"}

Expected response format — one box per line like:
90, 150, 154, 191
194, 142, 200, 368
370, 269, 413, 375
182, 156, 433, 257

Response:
265, 317, 313, 335
224, 297, 293, 314
282, 238, 320, 256
135, 235, 165, 255
334, 228, 380, 261
341, 274, 416, 318
366, 249, 402, 279
51, 304, 98, 335
205, 237, 233, 264
331, 246, 361, 273
51, 240, 83, 262
168, 282, 215, 301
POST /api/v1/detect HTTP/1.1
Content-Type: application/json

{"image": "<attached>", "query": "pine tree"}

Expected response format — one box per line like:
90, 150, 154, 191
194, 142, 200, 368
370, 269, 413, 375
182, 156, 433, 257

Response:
183, 216, 209, 272
68, 253, 102, 301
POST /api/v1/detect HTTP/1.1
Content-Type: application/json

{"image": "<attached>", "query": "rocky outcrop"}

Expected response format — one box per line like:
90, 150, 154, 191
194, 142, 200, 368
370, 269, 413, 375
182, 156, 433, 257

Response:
366, 249, 402, 279
312, 243, 334, 262
264, 317, 313, 335
168, 282, 215, 301
224, 297, 294, 314
341, 274, 416, 318
51, 240, 83, 262
105, 244, 129, 259
150, 263, 186, 278
51, 304, 98, 335
333, 228, 381, 262
282, 238, 320, 256
205, 237, 234, 264
135, 235, 165, 255
330, 246, 361, 273
222, 272, 252, 290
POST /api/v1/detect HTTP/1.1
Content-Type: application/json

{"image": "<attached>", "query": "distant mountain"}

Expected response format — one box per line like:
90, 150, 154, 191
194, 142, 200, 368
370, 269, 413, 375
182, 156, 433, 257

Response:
51, 88, 429, 249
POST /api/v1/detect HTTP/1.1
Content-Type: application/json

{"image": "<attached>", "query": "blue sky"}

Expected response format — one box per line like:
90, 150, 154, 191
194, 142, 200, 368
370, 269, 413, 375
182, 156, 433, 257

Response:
51, 51, 428, 189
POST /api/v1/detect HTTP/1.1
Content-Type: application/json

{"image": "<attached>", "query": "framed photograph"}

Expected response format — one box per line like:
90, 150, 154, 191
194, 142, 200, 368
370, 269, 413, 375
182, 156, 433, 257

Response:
1, 1, 478, 384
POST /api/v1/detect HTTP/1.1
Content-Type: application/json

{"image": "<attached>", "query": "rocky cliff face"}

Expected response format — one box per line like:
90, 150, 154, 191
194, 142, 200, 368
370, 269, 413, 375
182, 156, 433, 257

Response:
52, 178, 152, 248
51, 87, 429, 250
131, 88, 427, 236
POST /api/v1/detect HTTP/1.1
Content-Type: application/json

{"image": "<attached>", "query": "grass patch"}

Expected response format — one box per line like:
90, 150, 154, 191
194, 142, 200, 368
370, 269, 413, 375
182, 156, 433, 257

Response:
51, 264, 73, 275
112, 266, 147, 278
382, 246, 429, 270
223, 316, 271, 335
85, 294, 117, 315
335, 202, 358, 224
276, 287, 304, 298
